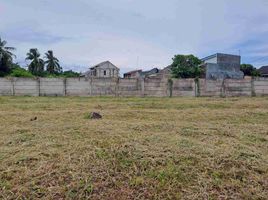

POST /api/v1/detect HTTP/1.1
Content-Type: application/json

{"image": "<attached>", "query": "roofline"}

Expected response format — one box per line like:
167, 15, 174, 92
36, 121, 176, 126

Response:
90, 61, 119, 70
142, 68, 159, 74
259, 66, 268, 74
123, 69, 142, 75
201, 53, 217, 61
201, 53, 240, 61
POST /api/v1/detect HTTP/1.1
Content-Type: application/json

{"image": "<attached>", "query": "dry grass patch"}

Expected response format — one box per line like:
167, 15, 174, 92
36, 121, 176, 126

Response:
0, 96, 267, 199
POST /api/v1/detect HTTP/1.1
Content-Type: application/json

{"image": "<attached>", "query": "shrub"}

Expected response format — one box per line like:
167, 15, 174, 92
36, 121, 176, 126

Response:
9, 68, 34, 78
61, 70, 80, 77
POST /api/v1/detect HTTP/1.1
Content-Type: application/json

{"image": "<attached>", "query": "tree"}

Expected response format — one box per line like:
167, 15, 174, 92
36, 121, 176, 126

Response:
61, 70, 80, 77
9, 67, 34, 78
26, 48, 44, 76
170, 54, 203, 78
0, 37, 16, 76
44, 50, 62, 74
240, 64, 260, 77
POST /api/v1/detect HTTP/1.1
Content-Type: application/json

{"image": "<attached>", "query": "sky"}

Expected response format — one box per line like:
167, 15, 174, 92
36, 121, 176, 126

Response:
1, 0, 268, 74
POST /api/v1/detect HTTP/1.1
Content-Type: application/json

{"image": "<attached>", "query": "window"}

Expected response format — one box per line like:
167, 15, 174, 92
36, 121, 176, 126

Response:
104, 70, 106, 76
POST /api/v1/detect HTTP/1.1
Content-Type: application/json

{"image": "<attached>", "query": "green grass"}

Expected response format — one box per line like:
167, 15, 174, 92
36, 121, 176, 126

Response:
0, 96, 267, 199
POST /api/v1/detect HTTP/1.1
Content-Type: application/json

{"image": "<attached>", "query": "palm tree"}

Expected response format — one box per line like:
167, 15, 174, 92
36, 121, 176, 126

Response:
0, 37, 16, 75
44, 50, 62, 74
26, 48, 44, 75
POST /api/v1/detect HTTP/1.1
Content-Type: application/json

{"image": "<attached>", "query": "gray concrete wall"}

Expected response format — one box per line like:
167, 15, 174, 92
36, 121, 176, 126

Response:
172, 79, 195, 97
144, 77, 167, 97
117, 78, 141, 96
199, 79, 223, 96
0, 77, 268, 97
253, 77, 268, 96
66, 78, 90, 96
40, 78, 65, 96
91, 78, 117, 96
14, 78, 39, 96
0, 78, 13, 95
225, 79, 252, 97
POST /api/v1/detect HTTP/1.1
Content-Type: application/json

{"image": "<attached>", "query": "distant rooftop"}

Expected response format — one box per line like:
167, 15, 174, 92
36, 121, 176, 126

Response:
259, 66, 268, 74
201, 53, 240, 61
124, 69, 142, 75
90, 61, 119, 70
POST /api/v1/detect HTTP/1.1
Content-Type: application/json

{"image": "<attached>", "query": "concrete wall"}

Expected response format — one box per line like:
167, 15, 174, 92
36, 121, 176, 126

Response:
40, 78, 65, 96
0, 77, 268, 97
225, 79, 252, 97
66, 78, 90, 96
199, 79, 223, 96
0, 78, 13, 95
14, 78, 39, 96
253, 77, 268, 96
144, 77, 167, 97
91, 78, 117, 96
172, 79, 195, 97
117, 78, 141, 96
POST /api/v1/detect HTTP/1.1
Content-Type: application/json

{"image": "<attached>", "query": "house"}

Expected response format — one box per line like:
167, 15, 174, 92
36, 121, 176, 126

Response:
201, 53, 244, 79
123, 70, 142, 78
259, 66, 268, 77
140, 68, 159, 77
83, 61, 120, 78
123, 68, 160, 78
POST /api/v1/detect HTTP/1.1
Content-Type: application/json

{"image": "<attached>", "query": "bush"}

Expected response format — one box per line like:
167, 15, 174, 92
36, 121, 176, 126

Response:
35, 70, 80, 78
61, 70, 80, 77
9, 68, 34, 78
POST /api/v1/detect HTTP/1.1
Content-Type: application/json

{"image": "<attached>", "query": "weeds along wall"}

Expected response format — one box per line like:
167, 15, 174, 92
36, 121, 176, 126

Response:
0, 77, 268, 97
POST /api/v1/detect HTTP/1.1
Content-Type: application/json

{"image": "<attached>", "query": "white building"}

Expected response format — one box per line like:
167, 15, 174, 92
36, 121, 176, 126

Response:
83, 61, 120, 78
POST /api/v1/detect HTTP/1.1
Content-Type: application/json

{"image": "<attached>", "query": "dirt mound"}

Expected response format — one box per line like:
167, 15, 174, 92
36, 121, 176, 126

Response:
88, 112, 102, 119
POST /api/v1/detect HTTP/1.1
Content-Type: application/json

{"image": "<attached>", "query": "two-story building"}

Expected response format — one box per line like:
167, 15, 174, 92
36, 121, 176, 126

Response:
201, 53, 244, 79
83, 61, 120, 78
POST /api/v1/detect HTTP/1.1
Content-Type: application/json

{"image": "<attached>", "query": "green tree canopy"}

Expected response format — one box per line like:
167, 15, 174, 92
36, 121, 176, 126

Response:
240, 64, 260, 77
44, 50, 62, 74
26, 48, 44, 76
61, 70, 80, 77
0, 37, 16, 76
170, 54, 203, 78
9, 67, 34, 78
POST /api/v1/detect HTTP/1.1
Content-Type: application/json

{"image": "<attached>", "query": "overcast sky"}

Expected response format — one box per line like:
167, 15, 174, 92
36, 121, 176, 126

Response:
1, 0, 268, 73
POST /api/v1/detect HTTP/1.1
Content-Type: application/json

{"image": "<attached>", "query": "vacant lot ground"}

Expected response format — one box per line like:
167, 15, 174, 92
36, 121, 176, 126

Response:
0, 96, 267, 199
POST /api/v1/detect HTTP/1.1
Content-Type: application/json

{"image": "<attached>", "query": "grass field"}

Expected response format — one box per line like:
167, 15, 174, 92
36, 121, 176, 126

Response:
0, 96, 267, 199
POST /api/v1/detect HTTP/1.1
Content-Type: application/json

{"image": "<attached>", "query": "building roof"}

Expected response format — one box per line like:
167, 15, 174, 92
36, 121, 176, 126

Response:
201, 53, 240, 61
124, 69, 142, 75
259, 66, 268, 74
140, 68, 159, 76
201, 53, 217, 61
90, 61, 119, 70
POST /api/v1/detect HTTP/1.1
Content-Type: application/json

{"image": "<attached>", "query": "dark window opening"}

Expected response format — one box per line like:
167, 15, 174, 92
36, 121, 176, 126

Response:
104, 70, 106, 76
